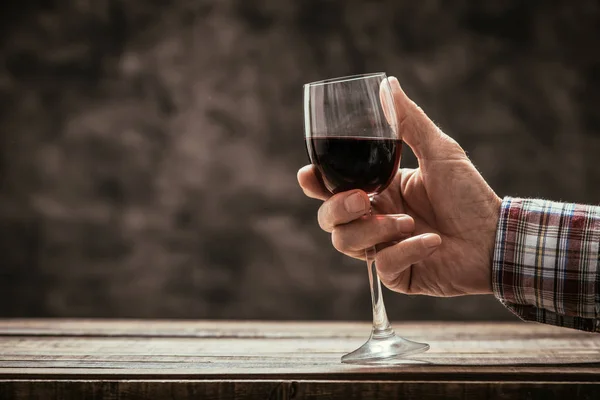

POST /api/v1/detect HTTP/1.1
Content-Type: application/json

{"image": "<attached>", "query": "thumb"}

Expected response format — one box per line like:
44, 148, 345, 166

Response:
386, 76, 465, 161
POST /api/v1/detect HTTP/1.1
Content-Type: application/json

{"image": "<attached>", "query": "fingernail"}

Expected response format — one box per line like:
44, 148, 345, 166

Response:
422, 233, 442, 248
396, 216, 414, 232
344, 192, 367, 214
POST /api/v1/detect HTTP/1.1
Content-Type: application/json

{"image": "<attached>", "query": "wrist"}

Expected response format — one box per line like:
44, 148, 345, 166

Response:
478, 194, 502, 295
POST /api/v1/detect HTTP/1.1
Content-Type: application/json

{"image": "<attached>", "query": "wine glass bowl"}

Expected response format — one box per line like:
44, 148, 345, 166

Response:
304, 136, 402, 196
303, 73, 429, 364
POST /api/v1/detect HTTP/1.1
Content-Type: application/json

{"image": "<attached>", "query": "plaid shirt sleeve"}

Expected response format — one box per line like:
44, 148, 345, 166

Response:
493, 197, 600, 332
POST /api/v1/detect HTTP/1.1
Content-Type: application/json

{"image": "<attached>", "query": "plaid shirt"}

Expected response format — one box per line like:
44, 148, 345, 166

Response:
493, 197, 600, 332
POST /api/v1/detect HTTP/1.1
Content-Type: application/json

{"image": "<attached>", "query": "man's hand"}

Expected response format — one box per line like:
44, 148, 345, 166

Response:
298, 77, 501, 297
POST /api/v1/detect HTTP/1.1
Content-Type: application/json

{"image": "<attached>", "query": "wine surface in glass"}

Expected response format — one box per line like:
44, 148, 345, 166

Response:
305, 135, 402, 195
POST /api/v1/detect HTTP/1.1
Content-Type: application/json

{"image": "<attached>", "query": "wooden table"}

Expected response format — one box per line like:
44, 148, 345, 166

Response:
1, 320, 599, 399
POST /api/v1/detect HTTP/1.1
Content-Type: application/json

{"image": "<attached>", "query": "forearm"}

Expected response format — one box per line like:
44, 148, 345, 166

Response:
492, 197, 600, 332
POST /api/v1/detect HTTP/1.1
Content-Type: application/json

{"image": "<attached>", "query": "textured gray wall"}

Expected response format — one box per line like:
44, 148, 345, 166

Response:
1, 1, 599, 320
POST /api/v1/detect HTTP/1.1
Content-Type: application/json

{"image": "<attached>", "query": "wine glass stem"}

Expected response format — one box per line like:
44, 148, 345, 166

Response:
365, 198, 393, 339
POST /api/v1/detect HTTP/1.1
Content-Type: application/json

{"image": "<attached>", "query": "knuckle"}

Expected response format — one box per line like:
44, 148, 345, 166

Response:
331, 226, 358, 252
317, 215, 327, 232
317, 204, 332, 231
374, 251, 391, 275
317, 196, 347, 231
376, 242, 411, 273
442, 135, 467, 158
383, 217, 400, 237
379, 273, 399, 291
375, 251, 409, 293
330, 228, 346, 252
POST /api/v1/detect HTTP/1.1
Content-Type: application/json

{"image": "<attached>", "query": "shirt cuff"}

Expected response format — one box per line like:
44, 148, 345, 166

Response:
492, 197, 600, 332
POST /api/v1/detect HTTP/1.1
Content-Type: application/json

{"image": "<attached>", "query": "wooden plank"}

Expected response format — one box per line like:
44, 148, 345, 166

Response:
2, 366, 600, 382
1, 320, 599, 383
1, 337, 600, 379
0, 319, 375, 338
0, 320, 594, 339
1, 319, 600, 399
1, 336, 600, 366
0, 380, 599, 400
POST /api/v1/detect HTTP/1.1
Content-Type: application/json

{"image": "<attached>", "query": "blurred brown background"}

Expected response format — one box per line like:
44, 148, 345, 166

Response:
1, 0, 599, 320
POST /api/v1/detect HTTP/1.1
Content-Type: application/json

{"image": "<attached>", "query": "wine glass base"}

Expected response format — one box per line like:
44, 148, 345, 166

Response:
341, 329, 429, 364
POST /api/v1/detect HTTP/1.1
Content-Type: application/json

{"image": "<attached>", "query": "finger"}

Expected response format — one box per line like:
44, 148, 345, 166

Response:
388, 76, 466, 162
317, 190, 369, 232
331, 214, 414, 254
297, 165, 330, 200
375, 233, 442, 293
332, 240, 402, 261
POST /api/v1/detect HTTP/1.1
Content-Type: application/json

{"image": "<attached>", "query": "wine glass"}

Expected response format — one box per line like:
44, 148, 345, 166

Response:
303, 72, 430, 364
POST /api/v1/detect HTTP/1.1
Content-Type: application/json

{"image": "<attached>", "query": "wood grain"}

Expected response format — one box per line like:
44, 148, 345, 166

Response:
1, 380, 600, 400
1, 320, 599, 399
0, 319, 593, 338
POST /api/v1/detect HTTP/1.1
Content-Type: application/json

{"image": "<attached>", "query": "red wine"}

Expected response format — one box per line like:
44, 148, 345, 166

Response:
305, 136, 402, 195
